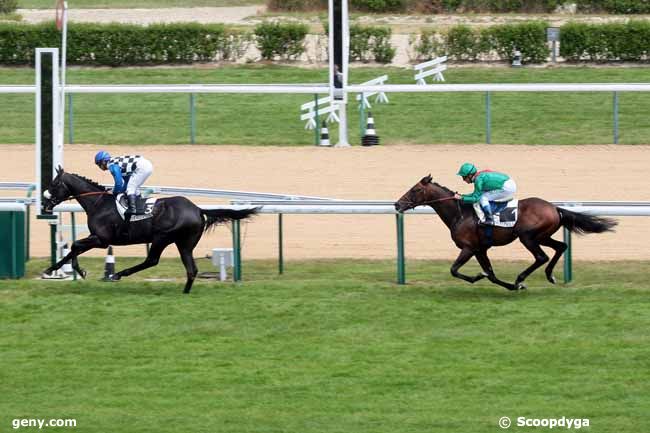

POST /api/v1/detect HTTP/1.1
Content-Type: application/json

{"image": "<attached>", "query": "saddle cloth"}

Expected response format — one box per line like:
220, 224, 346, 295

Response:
115, 194, 156, 222
473, 199, 518, 228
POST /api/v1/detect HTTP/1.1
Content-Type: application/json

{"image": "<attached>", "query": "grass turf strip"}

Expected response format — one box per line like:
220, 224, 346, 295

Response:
1, 258, 649, 432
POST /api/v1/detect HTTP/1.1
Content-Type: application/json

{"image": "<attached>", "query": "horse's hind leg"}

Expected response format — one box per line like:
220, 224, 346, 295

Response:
111, 237, 172, 280
515, 234, 550, 289
474, 250, 516, 291
539, 237, 567, 284
175, 231, 201, 294
450, 248, 487, 284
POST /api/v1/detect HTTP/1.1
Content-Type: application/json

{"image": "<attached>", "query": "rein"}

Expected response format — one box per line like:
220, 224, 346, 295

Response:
57, 191, 112, 205
419, 196, 458, 206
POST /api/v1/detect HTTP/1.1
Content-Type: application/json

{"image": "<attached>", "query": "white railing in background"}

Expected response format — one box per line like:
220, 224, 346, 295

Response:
414, 56, 447, 84
0, 86, 36, 94
349, 83, 650, 93
355, 75, 389, 109
300, 95, 340, 130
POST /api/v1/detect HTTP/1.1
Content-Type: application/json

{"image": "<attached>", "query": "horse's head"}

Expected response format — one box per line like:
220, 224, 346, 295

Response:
394, 174, 433, 212
42, 166, 71, 212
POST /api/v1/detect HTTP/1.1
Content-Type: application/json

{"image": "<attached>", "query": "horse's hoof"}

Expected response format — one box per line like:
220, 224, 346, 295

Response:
78, 269, 87, 280
109, 274, 121, 281
547, 275, 556, 284
516, 282, 527, 290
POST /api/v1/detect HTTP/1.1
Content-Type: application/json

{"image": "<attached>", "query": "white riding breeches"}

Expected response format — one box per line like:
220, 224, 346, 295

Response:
479, 178, 517, 209
126, 158, 153, 195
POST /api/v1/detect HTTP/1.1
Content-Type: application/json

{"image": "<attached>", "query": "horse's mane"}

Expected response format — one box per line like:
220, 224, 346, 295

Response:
432, 182, 455, 196
67, 172, 107, 191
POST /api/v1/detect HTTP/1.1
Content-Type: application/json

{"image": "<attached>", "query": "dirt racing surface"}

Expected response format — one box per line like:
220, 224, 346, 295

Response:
2, 144, 649, 262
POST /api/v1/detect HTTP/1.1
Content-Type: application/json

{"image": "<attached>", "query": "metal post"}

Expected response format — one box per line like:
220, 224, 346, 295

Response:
67, 93, 73, 144
278, 214, 284, 275
359, 93, 366, 138
563, 226, 573, 283
50, 222, 57, 267
613, 91, 619, 144
232, 220, 241, 282
71, 211, 77, 280
10, 212, 17, 278
190, 93, 196, 144
485, 91, 491, 144
396, 213, 405, 285
551, 40, 557, 63
314, 94, 320, 146
25, 186, 35, 261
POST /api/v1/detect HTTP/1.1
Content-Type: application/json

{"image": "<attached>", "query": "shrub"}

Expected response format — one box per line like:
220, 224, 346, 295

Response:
254, 22, 308, 61
0, 0, 18, 14
446, 25, 483, 61
0, 22, 240, 66
411, 29, 445, 61
350, 0, 407, 12
560, 21, 650, 62
350, 24, 395, 63
482, 21, 548, 63
266, 0, 326, 11
575, 0, 650, 13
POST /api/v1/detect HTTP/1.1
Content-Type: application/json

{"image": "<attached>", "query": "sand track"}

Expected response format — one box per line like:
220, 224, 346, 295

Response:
2, 144, 649, 262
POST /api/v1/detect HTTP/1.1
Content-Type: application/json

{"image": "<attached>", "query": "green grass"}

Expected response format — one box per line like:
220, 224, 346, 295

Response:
18, 0, 264, 8
0, 11, 22, 20
1, 65, 650, 145
1, 258, 649, 432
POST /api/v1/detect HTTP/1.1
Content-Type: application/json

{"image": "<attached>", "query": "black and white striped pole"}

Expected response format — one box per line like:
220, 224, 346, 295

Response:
103, 246, 115, 281
362, 111, 379, 146
319, 120, 331, 146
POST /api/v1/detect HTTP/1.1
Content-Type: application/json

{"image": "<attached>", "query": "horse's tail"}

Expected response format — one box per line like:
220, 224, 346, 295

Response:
558, 208, 617, 235
201, 207, 259, 233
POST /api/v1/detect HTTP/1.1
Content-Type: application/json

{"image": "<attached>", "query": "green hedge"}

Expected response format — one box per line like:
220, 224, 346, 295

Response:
576, 0, 650, 13
268, 0, 650, 13
0, 0, 17, 14
350, 25, 395, 63
0, 22, 248, 66
414, 22, 548, 63
560, 21, 650, 62
254, 22, 308, 61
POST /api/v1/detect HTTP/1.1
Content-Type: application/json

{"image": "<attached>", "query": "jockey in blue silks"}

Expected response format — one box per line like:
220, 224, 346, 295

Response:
94, 151, 153, 223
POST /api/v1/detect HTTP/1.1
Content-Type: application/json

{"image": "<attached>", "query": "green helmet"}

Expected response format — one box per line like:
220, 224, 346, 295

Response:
457, 162, 477, 177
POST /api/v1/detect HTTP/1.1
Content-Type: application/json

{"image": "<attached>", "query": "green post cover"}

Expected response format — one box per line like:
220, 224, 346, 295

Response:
0, 211, 26, 279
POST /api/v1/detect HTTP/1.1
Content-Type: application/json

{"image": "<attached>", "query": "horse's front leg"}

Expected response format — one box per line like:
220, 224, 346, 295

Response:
474, 249, 517, 291
43, 235, 106, 278
450, 248, 488, 284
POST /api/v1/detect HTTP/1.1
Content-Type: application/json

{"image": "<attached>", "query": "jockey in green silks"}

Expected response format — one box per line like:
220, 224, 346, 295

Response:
453, 162, 517, 225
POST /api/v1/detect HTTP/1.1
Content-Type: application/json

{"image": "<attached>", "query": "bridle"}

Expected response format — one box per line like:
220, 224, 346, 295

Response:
399, 184, 464, 229
46, 179, 112, 208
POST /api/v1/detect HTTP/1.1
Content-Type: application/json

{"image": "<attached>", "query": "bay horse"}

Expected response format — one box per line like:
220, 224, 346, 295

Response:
41, 166, 257, 293
395, 175, 617, 290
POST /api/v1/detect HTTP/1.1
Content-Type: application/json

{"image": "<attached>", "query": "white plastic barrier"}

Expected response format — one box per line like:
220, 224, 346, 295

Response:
355, 75, 389, 109
414, 56, 447, 85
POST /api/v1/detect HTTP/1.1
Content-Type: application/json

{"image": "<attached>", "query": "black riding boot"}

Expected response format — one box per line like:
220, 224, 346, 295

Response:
125, 194, 137, 221
121, 195, 137, 237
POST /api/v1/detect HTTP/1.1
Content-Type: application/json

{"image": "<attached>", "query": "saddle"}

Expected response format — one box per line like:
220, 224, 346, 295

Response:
115, 194, 155, 221
473, 199, 518, 228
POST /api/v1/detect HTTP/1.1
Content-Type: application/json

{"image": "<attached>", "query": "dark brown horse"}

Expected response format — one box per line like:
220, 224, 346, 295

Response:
394, 175, 617, 290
